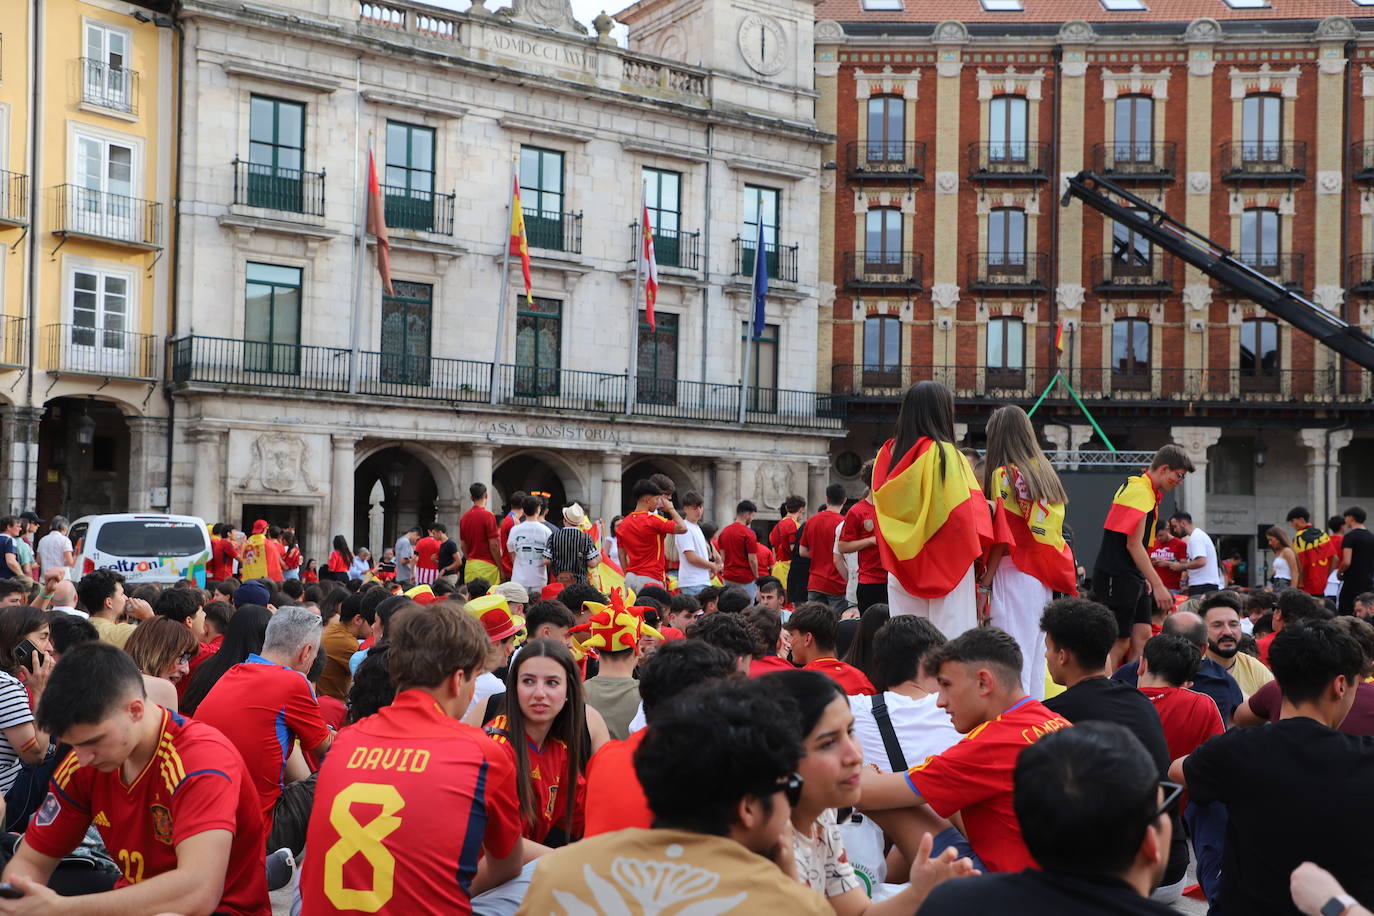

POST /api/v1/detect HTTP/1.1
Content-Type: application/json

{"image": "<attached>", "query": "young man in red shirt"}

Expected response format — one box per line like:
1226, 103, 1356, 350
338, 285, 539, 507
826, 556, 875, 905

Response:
839, 462, 887, 613
498, 491, 526, 583
718, 500, 760, 599
1149, 531, 1188, 596
1288, 506, 1336, 597
859, 627, 1072, 873
194, 607, 334, 833
799, 484, 848, 614
616, 479, 686, 593
783, 601, 874, 695
1136, 633, 1224, 764
3, 642, 269, 914
459, 483, 502, 585
302, 602, 525, 915
768, 495, 806, 587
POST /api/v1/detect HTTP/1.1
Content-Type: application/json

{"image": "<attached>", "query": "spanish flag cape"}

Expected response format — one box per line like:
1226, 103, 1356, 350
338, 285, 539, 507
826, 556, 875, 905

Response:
873, 436, 994, 598
989, 465, 1077, 595
1292, 523, 1337, 585
1103, 472, 1162, 544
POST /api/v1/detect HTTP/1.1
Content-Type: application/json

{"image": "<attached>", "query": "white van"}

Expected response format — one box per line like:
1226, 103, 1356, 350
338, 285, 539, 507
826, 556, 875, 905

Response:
70, 514, 213, 586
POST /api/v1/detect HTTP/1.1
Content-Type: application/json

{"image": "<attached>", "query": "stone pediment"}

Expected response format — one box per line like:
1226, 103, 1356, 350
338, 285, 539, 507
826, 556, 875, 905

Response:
500, 0, 589, 37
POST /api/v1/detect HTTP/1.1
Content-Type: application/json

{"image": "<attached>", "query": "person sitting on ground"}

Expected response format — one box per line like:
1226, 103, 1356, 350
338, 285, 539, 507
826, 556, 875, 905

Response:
0, 605, 55, 828
784, 602, 875, 696
123, 617, 198, 700
1172, 619, 1374, 916
315, 591, 373, 702
743, 604, 795, 677
583, 640, 736, 837
916, 722, 1181, 915
556, 582, 605, 628
349, 589, 411, 675
577, 592, 659, 741
76, 569, 152, 649
1136, 633, 1225, 763
686, 611, 757, 675
1197, 592, 1274, 698
2, 642, 269, 914
460, 594, 525, 721
1111, 609, 1244, 724
1257, 588, 1334, 667
1237, 615, 1374, 736
1290, 862, 1374, 916
858, 628, 1071, 873
518, 680, 834, 916
178, 605, 273, 717
664, 593, 700, 633
716, 585, 753, 616
193, 607, 333, 836
189, 600, 231, 680
301, 603, 525, 914
695, 585, 722, 615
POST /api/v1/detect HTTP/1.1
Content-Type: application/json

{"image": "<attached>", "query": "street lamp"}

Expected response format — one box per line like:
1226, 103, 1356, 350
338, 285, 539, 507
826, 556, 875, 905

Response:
74, 409, 96, 447
386, 460, 406, 493
1254, 442, 1268, 468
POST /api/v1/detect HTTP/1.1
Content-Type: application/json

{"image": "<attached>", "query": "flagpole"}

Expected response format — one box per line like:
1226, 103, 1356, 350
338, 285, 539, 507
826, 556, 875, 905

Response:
737, 219, 763, 425
490, 157, 518, 406
625, 185, 645, 415
348, 63, 364, 396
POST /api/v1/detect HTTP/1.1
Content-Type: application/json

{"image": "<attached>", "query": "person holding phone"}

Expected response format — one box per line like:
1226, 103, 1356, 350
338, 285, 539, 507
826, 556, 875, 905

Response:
0, 606, 54, 831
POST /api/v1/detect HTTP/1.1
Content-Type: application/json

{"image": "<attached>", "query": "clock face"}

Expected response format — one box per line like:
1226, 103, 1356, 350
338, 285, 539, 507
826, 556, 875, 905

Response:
738, 14, 788, 76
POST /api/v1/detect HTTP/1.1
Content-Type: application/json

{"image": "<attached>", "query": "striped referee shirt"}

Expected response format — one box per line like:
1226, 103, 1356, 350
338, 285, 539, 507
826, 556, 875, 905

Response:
542, 527, 600, 582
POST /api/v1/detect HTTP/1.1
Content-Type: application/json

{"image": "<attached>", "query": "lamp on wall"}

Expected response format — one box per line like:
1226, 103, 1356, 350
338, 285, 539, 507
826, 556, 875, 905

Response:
386, 460, 406, 493
1254, 442, 1268, 468
74, 408, 96, 448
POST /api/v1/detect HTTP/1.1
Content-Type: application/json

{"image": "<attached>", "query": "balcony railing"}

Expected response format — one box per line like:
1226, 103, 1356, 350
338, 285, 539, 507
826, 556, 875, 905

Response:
168, 335, 845, 429
0, 170, 28, 226
1091, 141, 1177, 180
1218, 141, 1307, 181
633, 225, 701, 271
0, 316, 25, 367
845, 141, 927, 180
733, 238, 799, 283
1348, 254, 1374, 295
1353, 142, 1374, 183
967, 142, 1052, 180
831, 364, 1374, 406
843, 250, 923, 290
43, 323, 156, 379
358, 0, 461, 39
1091, 255, 1173, 294
621, 58, 707, 96
50, 185, 162, 249
1235, 252, 1304, 291
967, 252, 1050, 291
80, 57, 139, 114
232, 159, 326, 217
523, 209, 582, 254
382, 185, 455, 234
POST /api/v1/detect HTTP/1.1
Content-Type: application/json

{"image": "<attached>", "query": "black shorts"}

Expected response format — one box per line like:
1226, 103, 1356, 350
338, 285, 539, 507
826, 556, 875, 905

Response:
1092, 572, 1152, 639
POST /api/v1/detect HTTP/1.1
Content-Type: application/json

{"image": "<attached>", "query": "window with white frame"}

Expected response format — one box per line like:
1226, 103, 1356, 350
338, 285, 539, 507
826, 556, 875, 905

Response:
68, 266, 132, 373
71, 133, 135, 240
83, 21, 133, 112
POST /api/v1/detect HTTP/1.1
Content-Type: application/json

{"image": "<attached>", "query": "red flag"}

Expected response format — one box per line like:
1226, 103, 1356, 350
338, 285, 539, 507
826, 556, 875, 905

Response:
366, 150, 393, 296
641, 205, 659, 332
509, 177, 533, 305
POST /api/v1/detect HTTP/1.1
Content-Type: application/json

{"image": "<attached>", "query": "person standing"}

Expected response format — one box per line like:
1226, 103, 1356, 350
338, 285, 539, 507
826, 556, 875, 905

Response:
673, 491, 718, 597
498, 490, 527, 584
1149, 529, 1189, 596
1341, 506, 1374, 616
770, 496, 806, 587
264, 525, 285, 583
872, 381, 992, 636
36, 516, 74, 581
15, 514, 40, 582
1327, 515, 1348, 606
544, 504, 601, 585
979, 405, 1075, 698
435, 524, 463, 582
413, 525, 442, 585
0, 517, 23, 584
240, 519, 270, 581
1266, 527, 1300, 589
208, 524, 241, 583
1289, 507, 1337, 598
718, 501, 760, 599
799, 485, 849, 615
616, 480, 686, 593
392, 525, 421, 587
460, 482, 503, 585
839, 462, 887, 613
1167, 512, 1221, 597
508, 495, 552, 591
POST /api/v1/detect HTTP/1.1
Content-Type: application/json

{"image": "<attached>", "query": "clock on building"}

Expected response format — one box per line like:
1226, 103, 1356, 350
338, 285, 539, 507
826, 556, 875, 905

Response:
737, 14, 788, 76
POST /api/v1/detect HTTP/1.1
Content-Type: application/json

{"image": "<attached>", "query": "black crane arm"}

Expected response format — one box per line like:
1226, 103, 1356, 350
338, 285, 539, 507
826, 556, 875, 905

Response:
1061, 170, 1374, 372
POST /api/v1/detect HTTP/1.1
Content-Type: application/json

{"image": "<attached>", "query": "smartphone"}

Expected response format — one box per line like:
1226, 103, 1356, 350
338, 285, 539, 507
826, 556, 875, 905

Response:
12, 639, 43, 670
0, 884, 22, 899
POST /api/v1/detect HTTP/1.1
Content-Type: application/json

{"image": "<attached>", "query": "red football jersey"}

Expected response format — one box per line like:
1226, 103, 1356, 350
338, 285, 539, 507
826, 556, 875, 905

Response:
414, 536, 441, 573
718, 522, 759, 584
27, 707, 269, 915
583, 730, 652, 837
485, 715, 586, 844
907, 697, 1072, 873
1138, 686, 1224, 763
193, 656, 332, 829
1149, 537, 1188, 591
615, 511, 678, 580
301, 690, 522, 915
801, 510, 847, 594
839, 500, 886, 585
770, 516, 799, 562
803, 657, 876, 696
749, 655, 797, 678
459, 508, 500, 563
499, 512, 518, 576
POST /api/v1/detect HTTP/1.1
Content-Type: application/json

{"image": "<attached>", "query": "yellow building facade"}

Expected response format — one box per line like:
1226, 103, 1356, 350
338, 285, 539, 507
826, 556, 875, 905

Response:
1, 0, 177, 519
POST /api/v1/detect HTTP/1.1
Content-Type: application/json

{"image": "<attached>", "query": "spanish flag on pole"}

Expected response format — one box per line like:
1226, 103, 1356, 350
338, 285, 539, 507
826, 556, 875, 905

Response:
1103, 472, 1163, 544
873, 437, 993, 598
509, 176, 533, 305
990, 465, 1077, 594
642, 204, 659, 332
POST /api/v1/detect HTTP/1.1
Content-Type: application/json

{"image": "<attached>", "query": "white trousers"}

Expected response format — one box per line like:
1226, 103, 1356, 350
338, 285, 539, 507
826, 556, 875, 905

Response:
887, 566, 976, 639
988, 557, 1051, 701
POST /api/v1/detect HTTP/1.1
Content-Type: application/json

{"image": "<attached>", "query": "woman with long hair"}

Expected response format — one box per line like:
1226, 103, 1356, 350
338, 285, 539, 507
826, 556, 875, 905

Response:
483, 638, 586, 846
840, 603, 889, 685
302, 558, 319, 584
179, 605, 273, 715
1266, 526, 1299, 590
325, 536, 353, 583
980, 405, 1076, 699
872, 381, 992, 636
124, 617, 198, 687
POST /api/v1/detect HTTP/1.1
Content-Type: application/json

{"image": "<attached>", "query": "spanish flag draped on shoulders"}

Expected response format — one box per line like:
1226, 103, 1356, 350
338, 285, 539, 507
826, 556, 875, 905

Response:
1292, 524, 1336, 596
989, 464, 1077, 595
1104, 472, 1162, 545
873, 436, 994, 598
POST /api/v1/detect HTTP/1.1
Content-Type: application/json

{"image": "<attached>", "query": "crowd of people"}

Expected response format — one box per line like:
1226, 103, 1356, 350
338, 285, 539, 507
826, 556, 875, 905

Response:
0, 380, 1370, 915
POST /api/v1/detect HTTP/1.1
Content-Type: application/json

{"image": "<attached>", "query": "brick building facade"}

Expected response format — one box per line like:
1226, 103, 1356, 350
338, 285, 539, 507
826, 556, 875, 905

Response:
814, 4, 1374, 581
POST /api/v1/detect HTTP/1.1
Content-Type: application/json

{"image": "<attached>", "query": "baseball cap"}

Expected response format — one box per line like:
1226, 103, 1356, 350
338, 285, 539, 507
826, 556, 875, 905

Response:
465, 594, 526, 643
233, 582, 271, 608
540, 582, 566, 600
492, 581, 529, 606
403, 584, 441, 605
19, 512, 43, 525
252, 519, 268, 535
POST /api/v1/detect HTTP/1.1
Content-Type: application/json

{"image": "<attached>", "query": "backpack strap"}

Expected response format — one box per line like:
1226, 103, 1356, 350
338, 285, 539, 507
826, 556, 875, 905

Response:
870, 693, 908, 772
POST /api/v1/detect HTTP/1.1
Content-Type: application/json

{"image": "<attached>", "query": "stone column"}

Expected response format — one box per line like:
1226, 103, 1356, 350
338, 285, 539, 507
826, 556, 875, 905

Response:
433, 498, 461, 528
330, 435, 357, 544
470, 445, 494, 501
1170, 426, 1222, 526
125, 416, 168, 513
713, 459, 740, 530
0, 406, 42, 515
599, 452, 623, 522
187, 427, 224, 524
807, 460, 830, 513
1042, 424, 1094, 470
1296, 429, 1331, 527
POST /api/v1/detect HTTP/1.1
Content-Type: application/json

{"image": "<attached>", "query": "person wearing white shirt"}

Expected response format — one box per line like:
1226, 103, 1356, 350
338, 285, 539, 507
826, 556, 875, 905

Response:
674, 492, 719, 596
507, 495, 552, 590
47, 580, 85, 618
1168, 512, 1221, 596
36, 517, 74, 580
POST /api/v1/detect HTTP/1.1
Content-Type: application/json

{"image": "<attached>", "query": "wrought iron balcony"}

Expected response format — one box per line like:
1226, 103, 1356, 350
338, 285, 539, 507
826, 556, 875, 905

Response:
1348, 254, 1374, 295
50, 185, 162, 249
383, 185, 455, 234
232, 159, 326, 217
845, 141, 927, 180
1091, 255, 1173, 294
42, 323, 157, 379
0, 316, 25, 368
169, 335, 352, 390
843, 251, 923, 290
1091, 142, 1177, 181
632, 225, 701, 271
80, 57, 139, 114
523, 209, 582, 254
1353, 142, 1374, 183
1235, 252, 1304, 292
733, 238, 799, 283
967, 142, 1052, 181
967, 252, 1050, 291
1218, 141, 1307, 182
0, 171, 28, 227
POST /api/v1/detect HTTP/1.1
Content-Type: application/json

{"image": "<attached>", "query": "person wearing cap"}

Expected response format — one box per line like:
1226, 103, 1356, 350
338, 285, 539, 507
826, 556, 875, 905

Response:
543, 504, 601, 585
240, 519, 271, 581
575, 590, 661, 740
462, 593, 526, 719
233, 581, 272, 609
493, 581, 529, 618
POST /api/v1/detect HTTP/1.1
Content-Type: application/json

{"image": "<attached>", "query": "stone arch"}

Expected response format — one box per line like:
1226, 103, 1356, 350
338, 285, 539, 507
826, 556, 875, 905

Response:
622, 455, 702, 504
354, 440, 457, 503
493, 448, 589, 516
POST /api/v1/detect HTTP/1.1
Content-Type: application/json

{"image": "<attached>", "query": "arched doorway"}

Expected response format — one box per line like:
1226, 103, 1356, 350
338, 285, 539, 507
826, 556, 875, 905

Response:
493, 452, 570, 518
621, 457, 698, 515
37, 397, 130, 520
353, 447, 438, 552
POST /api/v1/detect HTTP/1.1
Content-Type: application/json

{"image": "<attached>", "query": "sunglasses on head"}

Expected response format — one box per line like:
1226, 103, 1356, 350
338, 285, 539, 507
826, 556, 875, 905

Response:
761, 772, 804, 808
